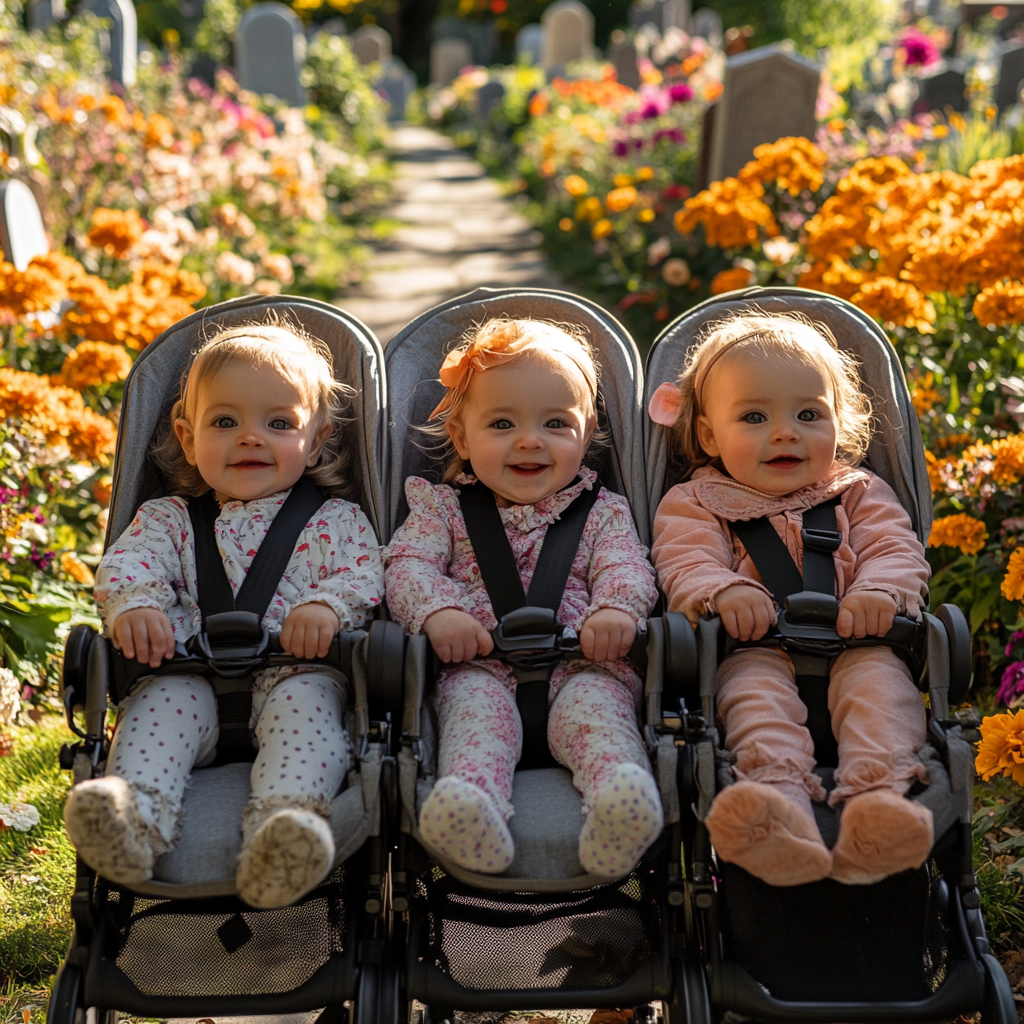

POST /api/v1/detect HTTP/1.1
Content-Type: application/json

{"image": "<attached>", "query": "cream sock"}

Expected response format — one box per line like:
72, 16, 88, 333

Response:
419, 775, 514, 874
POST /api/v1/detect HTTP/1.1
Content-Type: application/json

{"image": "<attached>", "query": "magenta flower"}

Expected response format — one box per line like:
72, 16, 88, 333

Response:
668, 82, 694, 103
900, 30, 939, 69
999, 659, 1024, 705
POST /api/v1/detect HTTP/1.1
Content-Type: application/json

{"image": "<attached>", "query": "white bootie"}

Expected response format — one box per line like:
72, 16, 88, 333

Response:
236, 808, 336, 909
419, 776, 514, 874
63, 777, 157, 887
579, 763, 663, 879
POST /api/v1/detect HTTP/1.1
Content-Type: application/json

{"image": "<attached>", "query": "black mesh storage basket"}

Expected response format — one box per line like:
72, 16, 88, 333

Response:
101, 868, 347, 998
722, 863, 952, 1002
413, 866, 663, 992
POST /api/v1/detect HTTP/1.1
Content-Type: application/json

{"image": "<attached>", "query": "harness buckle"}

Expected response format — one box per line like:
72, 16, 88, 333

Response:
801, 526, 842, 553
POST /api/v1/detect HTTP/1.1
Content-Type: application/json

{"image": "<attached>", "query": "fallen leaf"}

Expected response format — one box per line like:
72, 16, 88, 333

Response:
29, 847, 48, 855
0, 733, 12, 756
589, 1012, 633, 1024
23, 1010, 32, 1023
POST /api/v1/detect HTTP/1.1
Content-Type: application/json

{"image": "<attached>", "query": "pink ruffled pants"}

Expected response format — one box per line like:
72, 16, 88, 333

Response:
716, 646, 928, 814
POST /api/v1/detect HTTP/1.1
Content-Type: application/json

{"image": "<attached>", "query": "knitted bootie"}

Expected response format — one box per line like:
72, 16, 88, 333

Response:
578, 763, 663, 879
705, 780, 832, 887
830, 789, 933, 885
419, 776, 514, 874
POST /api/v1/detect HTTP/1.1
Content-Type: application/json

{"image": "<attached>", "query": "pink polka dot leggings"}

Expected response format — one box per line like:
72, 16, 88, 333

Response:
108, 672, 351, 835
435, 663, 650, 821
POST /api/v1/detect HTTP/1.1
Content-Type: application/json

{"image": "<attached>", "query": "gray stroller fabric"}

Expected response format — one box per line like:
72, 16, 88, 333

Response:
643, 287, 932, 544
93, 294, 388, 897
383, 286, 650, 544
107, 293, 387, 545
385, 287, 657, 891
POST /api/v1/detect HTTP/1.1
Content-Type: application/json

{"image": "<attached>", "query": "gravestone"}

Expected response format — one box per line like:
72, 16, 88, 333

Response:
607, 31, 640, 89
629, 0, 689, 32
433, 17, 497, 65
351, 24, 391, 65
83, 0, 137, 88
516, 23, 544, 64
691, 7, 723, 48
694, 100, 717, 190
912, 66, 966, 115
541, 0, 594, 72
997, 43, 1024, 110
707, 44, 820, 182
379, 58, 416, 123
236, 3, 305, 106
0, 180, 48, 271
430, 37, 473, 87
476, 80, 506, 118
26, 0, 65, 30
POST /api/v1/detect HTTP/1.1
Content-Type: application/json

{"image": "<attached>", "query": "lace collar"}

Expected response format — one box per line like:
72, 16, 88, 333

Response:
690, 463, 869, 522
215, 488, 292, 521
454, 467, 599, 533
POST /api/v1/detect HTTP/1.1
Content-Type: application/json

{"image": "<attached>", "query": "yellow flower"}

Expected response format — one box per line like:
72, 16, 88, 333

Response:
59, 341, 133, 390
592, 218, 613, 240
613, 173, 634, 188
711, 266, 754, 294
559, 217, 573, 231
635, 166, 655, 182
1003, 548, 1024, 601
973, 280, 1024, 326
976, 710, 1024, 785
911, 374, 941, 416
606, 186, 638, 213
675, 177, 780, 248
637, 208, 655, 223
850, 277, 936, 333
928, 513, 988, 555
564, 174, 589, 197
60, 552, 95, 586
87, 208, 145, 258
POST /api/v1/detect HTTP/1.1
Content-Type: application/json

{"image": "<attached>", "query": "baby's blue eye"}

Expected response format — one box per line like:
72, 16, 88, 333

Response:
742, 411, 767, 424
545, 418, 568, 429
214, 416, 237, 428
491, 418, 514, 430
797, 409, 818, 422
269, 418, 291, 430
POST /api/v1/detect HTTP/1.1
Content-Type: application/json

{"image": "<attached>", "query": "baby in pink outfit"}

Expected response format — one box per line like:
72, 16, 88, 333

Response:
649, 312, 933, 887
384, 318, 661, 878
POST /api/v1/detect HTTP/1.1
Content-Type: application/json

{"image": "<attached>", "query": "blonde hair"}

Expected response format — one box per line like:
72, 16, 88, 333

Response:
667, 311, 872, 477
421, 318, 605, 484
151, 319, 356, 498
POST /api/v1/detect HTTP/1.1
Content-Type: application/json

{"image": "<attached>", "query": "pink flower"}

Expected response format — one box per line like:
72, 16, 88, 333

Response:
668, 82, 694, 103
900, 30, 939, 69
999, 660, 1024, 706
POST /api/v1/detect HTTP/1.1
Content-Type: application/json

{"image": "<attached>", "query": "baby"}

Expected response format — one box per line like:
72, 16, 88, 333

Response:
65, 323, 383, 907
649, 312, 933, 886
384, 318, 662, 878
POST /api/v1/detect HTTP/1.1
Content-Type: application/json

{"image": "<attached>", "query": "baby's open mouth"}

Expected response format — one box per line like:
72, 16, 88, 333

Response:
766, 456, 804, 468
509, 464, 549, 476
231, 460, 271, 469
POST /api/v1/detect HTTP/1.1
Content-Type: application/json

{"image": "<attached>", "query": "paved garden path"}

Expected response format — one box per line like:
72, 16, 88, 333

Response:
341, 125, 555, 344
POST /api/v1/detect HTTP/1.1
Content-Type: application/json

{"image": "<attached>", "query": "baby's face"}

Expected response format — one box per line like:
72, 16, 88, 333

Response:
447, 355, 595, 508
175, 361, 328, 503
697, 350, 838, 496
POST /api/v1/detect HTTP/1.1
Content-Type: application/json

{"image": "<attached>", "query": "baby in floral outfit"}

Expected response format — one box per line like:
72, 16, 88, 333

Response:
649, 312, 933, 887
64, 323, 383, 908
384, 318, 661, 878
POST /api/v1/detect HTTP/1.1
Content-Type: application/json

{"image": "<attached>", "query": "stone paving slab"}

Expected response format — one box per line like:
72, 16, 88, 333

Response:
340, 125, 555, 345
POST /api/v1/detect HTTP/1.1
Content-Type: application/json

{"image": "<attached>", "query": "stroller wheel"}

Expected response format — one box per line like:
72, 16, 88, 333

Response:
353, 960, 405, 1024
46, 962, 83, 1024
662, 959, 712, 1024
982, 952, 1017, 1024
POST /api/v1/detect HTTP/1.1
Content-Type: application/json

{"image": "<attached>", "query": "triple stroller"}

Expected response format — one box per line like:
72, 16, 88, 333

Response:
48, 285, 1016, 1024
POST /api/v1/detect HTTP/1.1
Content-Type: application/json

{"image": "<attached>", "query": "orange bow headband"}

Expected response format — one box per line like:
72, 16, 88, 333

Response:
430, 326, 597, 420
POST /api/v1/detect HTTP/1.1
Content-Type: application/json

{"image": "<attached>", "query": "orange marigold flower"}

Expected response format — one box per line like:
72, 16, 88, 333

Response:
59, 341, 133, 390
60, 551, 95, 586
711, 266, 754, 294
606, 186, 638, 213
977, 711, 1024, 784
924, 450, 953, 494
99, 94, 131, 128
528, 93, 549, 117
911, 374, 941, 416
1003, 548, 1024, 602
0, 257, 65, 316
564, 174, 589, 197
87, 208, 145, 258
675, 177, 780, 249
738, 136, 827, 196
798, 257, 866, 300
973, 280, 1024, 327
592, 218, 613, 240
851, 277, 936, 333
990, 434, 1024, 485
928, 513, 988, 555
144, 113, 174, 148
30, 252, 86, 285
94, 475, 113, 505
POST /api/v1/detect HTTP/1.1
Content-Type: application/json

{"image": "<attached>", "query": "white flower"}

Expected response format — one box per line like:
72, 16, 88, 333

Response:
647, 236, 672, 266
0, 801, 40, 831
0, 667, 20, 726
662, 257, 691, 286
19, 520, 48, 545
762, 236, 800, 266
214, 251, 256, 286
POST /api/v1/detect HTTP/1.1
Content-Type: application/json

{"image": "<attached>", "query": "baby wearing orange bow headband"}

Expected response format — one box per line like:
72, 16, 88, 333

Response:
384, 318, 662, 878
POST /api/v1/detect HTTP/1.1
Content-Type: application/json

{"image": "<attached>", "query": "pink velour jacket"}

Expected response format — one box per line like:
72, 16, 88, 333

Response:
652, 463, 930, 624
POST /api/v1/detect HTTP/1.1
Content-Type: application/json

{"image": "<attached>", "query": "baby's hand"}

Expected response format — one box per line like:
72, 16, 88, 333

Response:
113, 607, 176, 668
837, 591, 897, 639
424, 608, 494, 663
714, 584, 777, 641
580, 608, 636, 662
281, 602, 340, 659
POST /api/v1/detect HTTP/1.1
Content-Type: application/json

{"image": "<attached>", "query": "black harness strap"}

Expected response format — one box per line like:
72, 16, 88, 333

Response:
187, 479, 329, 764
459, 479, 602, 770
729, 496, 843, 767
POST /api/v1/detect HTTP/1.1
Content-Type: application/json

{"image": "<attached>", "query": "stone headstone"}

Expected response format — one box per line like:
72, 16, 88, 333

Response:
912, 66, 966, 115
379, 58, 416, 123
694, 100, 717, 190
433, 17, 497, 66
83, 0, 137, 88
476, 80, 506, 118
516, 23, 544, 64
236, 3, 305, 106
430, 37, 473, 87
691, 7, 723, 49
27, 0, 65, 30
0, 180, 48, 271
997, 43, 1024, 110
541, 0, 594, 71
707, 44, 820, 182
352, 24, 391, 65
629, 0, 689, 32
607, 31, 640, 89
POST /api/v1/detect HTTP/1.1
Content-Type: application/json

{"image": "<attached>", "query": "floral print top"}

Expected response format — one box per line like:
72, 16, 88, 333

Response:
383, 467, 657, 651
